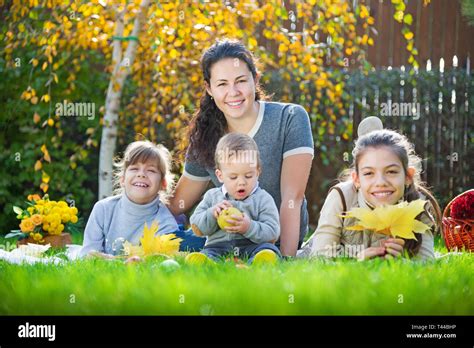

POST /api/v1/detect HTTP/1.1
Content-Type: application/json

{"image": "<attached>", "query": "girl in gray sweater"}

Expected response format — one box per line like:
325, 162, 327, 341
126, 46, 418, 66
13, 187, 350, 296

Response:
80, 141, 178, 257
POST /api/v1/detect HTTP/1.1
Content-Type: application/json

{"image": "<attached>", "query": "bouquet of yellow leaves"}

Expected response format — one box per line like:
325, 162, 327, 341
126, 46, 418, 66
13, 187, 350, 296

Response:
343, 199, 431, 239
123, 221, 182, 257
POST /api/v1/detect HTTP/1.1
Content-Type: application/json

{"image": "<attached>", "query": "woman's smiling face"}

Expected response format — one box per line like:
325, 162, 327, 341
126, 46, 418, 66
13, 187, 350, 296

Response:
352, 146, 414, 207
205, 57, 258, 120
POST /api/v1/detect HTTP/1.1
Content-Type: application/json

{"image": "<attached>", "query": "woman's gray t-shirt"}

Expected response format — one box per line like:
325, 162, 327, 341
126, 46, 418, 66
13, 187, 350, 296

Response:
183, 101, 314, 244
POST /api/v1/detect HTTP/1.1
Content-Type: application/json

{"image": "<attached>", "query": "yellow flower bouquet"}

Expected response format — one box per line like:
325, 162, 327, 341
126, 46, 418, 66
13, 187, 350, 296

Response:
6, 194, 80, 247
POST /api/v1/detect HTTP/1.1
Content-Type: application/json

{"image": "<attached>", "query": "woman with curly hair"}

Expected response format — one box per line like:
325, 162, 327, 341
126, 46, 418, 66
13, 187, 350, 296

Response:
169, 38, 314, 257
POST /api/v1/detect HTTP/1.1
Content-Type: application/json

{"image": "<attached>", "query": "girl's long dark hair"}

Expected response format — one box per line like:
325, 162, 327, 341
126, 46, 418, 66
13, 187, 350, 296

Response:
187, 38, 269, 168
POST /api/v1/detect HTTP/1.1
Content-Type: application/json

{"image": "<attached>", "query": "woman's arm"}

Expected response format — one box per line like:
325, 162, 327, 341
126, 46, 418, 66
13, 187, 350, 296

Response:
168, 175, 209, 216
279, 153, 312, 256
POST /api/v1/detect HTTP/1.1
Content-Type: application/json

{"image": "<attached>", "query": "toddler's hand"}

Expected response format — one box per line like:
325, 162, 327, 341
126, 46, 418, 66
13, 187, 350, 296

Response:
212, 200, 233, 219
223, 213, 251, 234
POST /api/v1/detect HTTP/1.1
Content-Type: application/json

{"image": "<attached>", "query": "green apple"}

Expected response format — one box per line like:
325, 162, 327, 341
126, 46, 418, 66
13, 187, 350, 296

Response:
159, 259, 181, 272
217, 207, 244, 230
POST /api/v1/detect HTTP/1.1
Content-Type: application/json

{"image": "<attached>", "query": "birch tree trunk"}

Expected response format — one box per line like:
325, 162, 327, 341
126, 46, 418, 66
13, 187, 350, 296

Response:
98, 0, 150, 199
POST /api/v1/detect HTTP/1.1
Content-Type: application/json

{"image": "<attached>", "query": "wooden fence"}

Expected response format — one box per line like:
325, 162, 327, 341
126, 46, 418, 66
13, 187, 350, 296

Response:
365, 0, 474, 69
269, 0, 474, 69
348, 57, 473, 207
259, 0, 474, 223
302, 58, 472, 228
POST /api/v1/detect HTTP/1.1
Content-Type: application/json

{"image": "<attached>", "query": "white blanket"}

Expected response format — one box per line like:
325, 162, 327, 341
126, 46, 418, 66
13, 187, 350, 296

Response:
0, 243, 84, 265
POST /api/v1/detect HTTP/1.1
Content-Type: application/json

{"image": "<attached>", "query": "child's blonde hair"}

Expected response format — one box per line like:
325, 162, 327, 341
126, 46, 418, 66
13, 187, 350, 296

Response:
113, 140, 175, 204
340, 129, 442, 256
214, 133, 261, 170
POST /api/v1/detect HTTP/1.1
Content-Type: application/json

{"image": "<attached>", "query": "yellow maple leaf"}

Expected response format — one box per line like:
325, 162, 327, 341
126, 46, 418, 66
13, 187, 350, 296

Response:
344, 199, 430, 239
140, 220, 159, 255
123, 241, 144, 257
153, 233, 182, 255
124, 221, 183, 257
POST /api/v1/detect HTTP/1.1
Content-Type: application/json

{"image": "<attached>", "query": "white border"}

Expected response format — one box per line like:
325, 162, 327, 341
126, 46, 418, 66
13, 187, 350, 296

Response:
283, 147, 315, 159
182, 170, 211, 182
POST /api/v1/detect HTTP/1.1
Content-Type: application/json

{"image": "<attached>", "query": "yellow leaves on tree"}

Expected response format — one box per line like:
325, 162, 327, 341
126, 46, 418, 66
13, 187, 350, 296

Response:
34, 160, 42, 171
39, 171, 50, 193
359, 5, 370, 19
123, 221, 182, 257
11, 0, 376, 152
34, 144, 51, 192
404, 31, 414, 41
343, 200, 431, 240
41, 171, 50, 184
41, 144, 51, 163
5, 0, 422, 181
392, 0, 420, 68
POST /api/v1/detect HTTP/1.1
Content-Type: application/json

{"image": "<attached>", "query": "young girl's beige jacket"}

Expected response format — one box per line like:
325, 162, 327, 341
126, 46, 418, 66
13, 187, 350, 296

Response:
298, 181, 436, 260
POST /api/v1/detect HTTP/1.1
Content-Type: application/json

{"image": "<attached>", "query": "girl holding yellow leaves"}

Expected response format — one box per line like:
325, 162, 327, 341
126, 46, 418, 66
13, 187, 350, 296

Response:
299, 120, 442, 261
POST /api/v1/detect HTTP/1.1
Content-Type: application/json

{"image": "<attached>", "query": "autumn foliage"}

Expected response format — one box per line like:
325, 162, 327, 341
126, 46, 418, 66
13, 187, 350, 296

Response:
0, 0, 422, 232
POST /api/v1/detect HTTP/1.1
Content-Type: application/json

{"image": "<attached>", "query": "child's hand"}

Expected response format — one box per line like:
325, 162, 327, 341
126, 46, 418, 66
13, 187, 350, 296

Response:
223, 213, 251, 234
382, 238, 405, 258
212, 200, 233, 219
357, 247, 386, 261
357, 238, 406, 261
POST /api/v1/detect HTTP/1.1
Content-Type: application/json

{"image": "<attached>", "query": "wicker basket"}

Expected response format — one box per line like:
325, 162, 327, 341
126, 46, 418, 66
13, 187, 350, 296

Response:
442, 189, 474, 252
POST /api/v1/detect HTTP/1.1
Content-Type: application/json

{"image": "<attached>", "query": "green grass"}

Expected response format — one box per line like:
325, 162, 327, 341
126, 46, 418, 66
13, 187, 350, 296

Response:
0, 234, 473, 315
